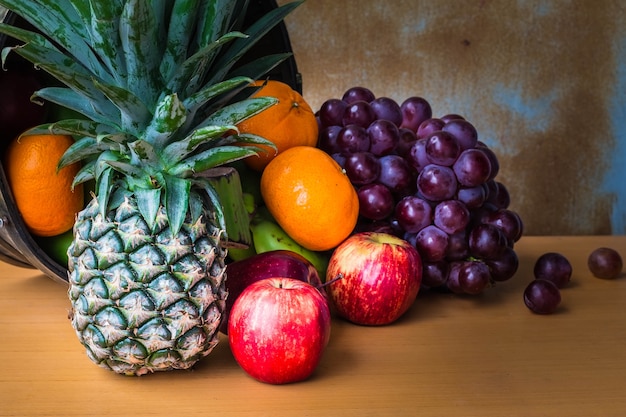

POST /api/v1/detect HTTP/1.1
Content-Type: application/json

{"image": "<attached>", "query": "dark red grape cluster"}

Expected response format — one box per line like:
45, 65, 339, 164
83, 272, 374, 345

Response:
316, 86, 523, 295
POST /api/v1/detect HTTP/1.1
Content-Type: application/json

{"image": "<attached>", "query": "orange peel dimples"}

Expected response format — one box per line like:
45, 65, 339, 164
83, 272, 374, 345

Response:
236, 80, 319, 171
4, 134, 84, 237
260, 146, 359, 252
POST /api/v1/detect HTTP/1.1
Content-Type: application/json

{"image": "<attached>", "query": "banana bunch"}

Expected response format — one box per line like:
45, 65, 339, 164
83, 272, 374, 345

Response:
227, 162, 331, 278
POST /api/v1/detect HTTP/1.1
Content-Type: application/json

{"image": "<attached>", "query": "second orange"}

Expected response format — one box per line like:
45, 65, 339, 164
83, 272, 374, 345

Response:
237, 80, 318, 171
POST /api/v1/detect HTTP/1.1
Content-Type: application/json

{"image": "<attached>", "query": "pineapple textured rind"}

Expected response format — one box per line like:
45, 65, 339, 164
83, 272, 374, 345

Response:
69, 194, 227, 376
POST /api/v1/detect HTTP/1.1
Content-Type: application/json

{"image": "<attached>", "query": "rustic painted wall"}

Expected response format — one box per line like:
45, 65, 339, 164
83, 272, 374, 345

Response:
277, 0, 626, 236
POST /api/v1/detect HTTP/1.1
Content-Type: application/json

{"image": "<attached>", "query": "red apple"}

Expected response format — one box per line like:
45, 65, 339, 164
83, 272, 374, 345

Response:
228, 278, 331, 384
326, 232, 422, 325
221, 250, 324, 334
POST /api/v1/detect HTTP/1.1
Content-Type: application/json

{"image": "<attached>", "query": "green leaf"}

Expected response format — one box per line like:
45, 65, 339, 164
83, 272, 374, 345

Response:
162, 125, 237, 166
170, 146, 259, 176
106, 160, 146, 179
0, 0, 111, 82
160, 0, 202, 81
57, 136, 100, 169
199, 96, 277, 129
24, 118, 109, 138
72, 159, 96, 188
144, 93, 187, 148
183, 76, 252, 116
195, 0, 238, 48
128, 140, 162, 172
95, 164, 115, 218
193, 177, 226, 232
167, 31, 247, 98
188, 191, 204, 225
226, 52, 293, 84
0, 27, 120, 121
81, 0, 126, 84
163, 174, 191, 236
33, 87, 120, 127
134, 187, 162, 232
92, 79, 151, 136
119, 0, 163, 109
231, 132, 277, 148
207, 1, 303, 84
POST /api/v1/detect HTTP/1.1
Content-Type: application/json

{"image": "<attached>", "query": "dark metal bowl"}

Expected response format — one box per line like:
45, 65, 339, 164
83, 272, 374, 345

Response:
0, 0, 301, 284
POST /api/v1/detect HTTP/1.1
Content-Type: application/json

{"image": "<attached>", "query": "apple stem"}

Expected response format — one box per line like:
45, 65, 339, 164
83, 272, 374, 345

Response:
320, 273, 344, 288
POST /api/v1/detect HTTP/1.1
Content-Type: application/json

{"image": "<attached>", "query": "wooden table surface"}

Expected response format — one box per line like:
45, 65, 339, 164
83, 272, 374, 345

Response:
1, 236, 625, 417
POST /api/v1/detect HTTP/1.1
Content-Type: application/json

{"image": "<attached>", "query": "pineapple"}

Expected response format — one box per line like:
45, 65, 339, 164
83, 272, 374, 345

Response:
0, 0, 302, 375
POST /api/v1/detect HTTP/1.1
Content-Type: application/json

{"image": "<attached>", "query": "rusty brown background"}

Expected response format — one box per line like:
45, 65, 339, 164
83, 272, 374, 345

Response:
277, 0, 626, 236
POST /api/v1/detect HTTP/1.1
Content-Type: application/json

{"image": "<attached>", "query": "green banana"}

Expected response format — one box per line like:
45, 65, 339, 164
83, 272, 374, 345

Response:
250, 217, 330, 279
226, 243, 257, 262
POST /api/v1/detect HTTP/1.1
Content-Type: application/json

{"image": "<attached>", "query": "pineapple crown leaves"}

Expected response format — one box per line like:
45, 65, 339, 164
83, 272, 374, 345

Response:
0, 0, 303, 236
0, 0, 302, 126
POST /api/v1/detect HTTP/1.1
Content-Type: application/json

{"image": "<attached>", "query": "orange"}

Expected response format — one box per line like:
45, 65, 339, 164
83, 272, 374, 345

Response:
237, 80, 319, 171
260, 146, 359, 251
4, 134, 84, 237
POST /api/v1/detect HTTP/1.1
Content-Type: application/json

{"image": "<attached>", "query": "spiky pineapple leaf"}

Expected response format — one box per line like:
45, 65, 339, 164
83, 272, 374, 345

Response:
160, 0, 202, 81
106, 160, 147, 180
24, 119, 106, 138
0, 25, 120, 123
32, 87, 119, 126
176, 0, 241, 96
188, 191, 205, 226
94, 160, 115, 218
0, 0, 112, 82
72, 159, 96, 188
161, 125, 238, 166
134, 186, 162, 232
194, 177, 226, 232
74, 0, 126, 84
144, 93, 187, 148
170, 146, 260, 177
199, 96, 277, 129
57, 137, 101, 169
163, 174, 192, 236
128, 140, 162, 173
183, 76, 252, 116
227, 52, 293, 83
232, 132, 278, 147
207, 1, 303, 84
119, 0, 163, 109
93, 78, 151, 137
168, 30, 247, 98
196, 0, 238, 48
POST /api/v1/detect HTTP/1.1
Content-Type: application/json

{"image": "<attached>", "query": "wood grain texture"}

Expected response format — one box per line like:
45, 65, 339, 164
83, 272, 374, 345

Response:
276, 0, 626, 235
1, 236, 625, 416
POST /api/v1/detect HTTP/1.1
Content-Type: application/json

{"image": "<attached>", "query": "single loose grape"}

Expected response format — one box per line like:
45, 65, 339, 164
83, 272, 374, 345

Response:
533, 252, 572, 288
524, 279, 561, 314
588, 247, 623, 279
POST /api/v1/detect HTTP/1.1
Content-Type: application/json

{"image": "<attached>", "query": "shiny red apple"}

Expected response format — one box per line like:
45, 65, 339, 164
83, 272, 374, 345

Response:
221, 250, 324, 334
228, 278, 331, 384
326, 232, 422, 325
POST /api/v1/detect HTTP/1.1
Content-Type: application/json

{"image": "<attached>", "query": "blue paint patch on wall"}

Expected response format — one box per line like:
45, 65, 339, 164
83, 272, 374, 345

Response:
491, 83, 559, 134
601, 35, 626, 234
516, 0, 553, 17
404, 16, 428, 36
